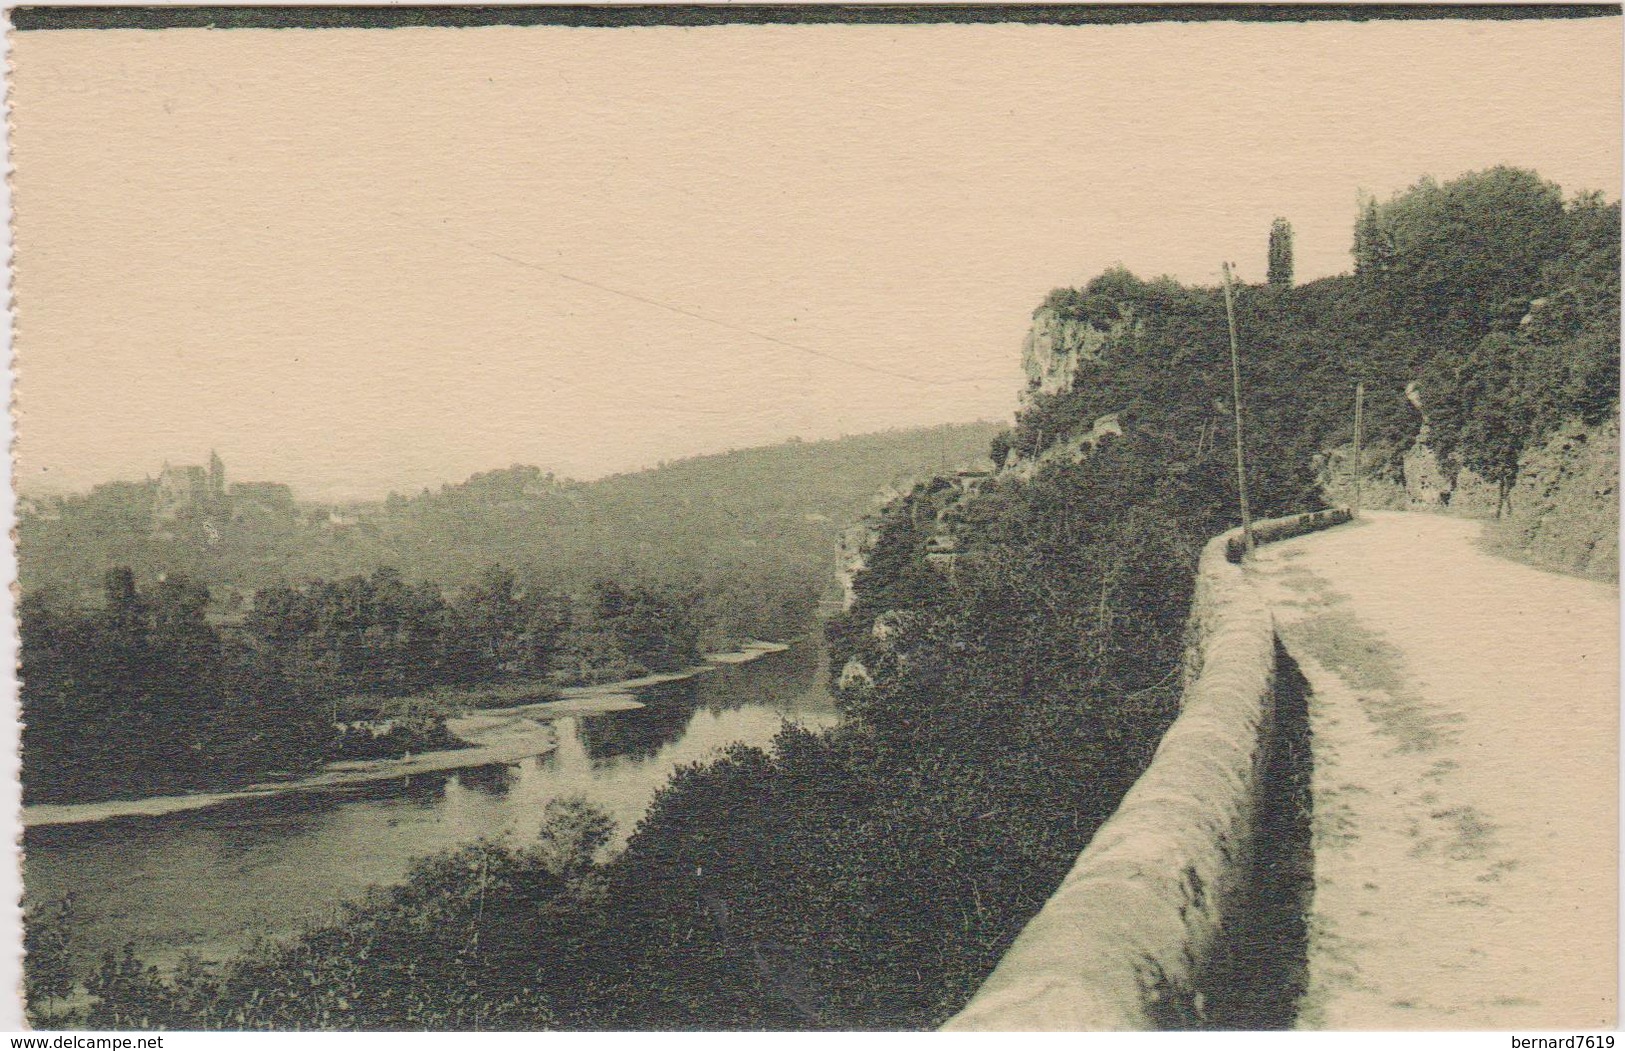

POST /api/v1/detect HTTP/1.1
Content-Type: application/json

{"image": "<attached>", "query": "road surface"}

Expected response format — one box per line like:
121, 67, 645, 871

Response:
1253, 510, 1618, 1029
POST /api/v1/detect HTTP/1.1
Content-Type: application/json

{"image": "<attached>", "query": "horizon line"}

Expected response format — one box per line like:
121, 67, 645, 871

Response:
15, 417, 1009, 503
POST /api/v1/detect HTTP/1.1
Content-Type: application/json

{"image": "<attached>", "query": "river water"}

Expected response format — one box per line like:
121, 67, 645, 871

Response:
23, 639, 839, 972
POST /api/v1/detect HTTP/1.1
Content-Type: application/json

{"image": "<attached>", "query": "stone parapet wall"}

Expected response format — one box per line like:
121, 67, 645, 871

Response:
942, 508, 1350, 1031
1227, 508, 1355, 562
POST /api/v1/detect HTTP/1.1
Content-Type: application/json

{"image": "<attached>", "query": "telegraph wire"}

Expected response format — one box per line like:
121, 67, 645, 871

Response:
407, 215, 1011, 389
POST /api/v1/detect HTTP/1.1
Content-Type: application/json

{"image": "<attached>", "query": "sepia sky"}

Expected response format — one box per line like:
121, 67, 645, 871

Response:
10, 18, 1621, 500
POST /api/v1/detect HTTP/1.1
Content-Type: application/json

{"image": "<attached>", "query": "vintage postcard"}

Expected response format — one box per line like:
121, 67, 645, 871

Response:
6, 4, 1620, 1034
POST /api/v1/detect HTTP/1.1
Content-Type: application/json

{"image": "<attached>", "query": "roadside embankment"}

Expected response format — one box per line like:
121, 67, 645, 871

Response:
943, 509, 1349, 1031
1347, 417, 1617, 582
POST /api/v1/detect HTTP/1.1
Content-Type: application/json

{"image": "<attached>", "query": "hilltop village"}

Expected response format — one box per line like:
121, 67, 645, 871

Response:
25, 453, 349, 544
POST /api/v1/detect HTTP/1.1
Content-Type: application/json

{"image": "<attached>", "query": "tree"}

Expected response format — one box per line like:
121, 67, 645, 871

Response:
1356, 167, 1567, 348
1352, 197, 1389, 277
103, 567, 142, 633
1267, 218, 1294, 288
24, 895, 79, 1026
457, 565, 524, 679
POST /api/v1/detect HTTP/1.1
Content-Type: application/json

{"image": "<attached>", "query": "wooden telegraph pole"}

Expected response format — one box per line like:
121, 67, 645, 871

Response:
1353, 381, 1364, 516
1220, 262, 1254, 555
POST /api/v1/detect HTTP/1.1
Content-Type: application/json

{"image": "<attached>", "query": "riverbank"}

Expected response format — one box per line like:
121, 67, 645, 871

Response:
23, 637, 840, 988
23, 640, 792, 829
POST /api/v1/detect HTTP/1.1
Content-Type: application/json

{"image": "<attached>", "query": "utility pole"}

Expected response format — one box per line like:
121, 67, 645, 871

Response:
1353, 381, 1364, 517
1220, 262, 1254, 555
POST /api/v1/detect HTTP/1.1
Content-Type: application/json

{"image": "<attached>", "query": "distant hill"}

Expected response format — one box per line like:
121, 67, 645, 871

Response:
19, 422, 1003, 638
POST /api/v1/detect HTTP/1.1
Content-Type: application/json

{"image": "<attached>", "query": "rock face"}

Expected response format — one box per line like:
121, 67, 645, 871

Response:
836, 520, 879, 612
1314, 439, 1410, 511
1349, 416, 1619, 582
1487, 417, 1618, 580
1020, 305, 1140, 402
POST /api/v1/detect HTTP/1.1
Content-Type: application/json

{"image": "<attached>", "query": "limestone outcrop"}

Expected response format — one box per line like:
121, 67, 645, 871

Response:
1020, 304, 1140, 403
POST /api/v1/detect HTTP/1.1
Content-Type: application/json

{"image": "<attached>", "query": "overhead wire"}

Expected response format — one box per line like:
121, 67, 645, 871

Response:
406, 215, 1012, 389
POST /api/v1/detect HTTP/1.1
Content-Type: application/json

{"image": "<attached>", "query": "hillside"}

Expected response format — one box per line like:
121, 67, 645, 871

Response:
16, 422, 1002, 806
1011, 169, 1617, 550
64, 166, 1620, 1031
19, 423, 1002, 640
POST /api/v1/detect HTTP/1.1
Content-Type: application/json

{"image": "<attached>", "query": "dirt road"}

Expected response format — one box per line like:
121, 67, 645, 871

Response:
1253, 511, 1618, 1029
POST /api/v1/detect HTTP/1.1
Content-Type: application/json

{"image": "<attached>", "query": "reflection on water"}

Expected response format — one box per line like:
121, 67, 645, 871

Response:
24, 639, 839, 971
455, 761, 517, 797
578, 688, 696, 765
576, 638, 841, 773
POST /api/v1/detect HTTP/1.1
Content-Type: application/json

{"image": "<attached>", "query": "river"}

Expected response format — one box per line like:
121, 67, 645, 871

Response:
22, 638, 840, 972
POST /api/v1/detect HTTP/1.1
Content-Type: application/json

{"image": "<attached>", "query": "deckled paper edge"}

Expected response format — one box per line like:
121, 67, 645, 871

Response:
3, 0, 24, 1031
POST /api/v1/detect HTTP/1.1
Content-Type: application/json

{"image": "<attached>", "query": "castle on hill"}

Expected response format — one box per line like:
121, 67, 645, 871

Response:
154, 450, 227, 524
153, 452, 295, 536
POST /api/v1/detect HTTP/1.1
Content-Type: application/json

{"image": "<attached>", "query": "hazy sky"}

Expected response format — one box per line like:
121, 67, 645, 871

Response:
11, 18, 1621, 500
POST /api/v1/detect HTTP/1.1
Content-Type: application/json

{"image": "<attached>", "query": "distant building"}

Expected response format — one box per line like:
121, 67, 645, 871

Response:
154, 462, 215, 524
154, 452, 296, 534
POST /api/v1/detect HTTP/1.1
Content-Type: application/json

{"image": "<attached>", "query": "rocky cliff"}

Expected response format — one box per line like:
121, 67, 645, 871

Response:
1319, 416, 1618, 582
1020, 304, 1140, 403
1467, 417, 1617, 581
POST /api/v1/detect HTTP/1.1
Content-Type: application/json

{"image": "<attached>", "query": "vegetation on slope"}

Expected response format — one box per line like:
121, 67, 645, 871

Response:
19, 423, 1001, 648
1019, 167, 1617, 511
32, 167, 1618, 1029
20, 425, 999, 805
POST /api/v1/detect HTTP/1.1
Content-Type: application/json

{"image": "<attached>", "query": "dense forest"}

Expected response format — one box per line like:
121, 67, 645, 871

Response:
32, 167, 1619, 1029
22, 566, 705, 804
1015, 167, 1618, 509
21, 424, 997, 805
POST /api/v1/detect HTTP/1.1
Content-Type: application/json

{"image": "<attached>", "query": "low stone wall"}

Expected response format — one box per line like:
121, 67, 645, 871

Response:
942, 508, 1351, 1031
1226, 508, 1354, 563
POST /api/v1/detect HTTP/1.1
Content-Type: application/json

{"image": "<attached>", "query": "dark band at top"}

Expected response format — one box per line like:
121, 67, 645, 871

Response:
11, 3, 1622, 31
